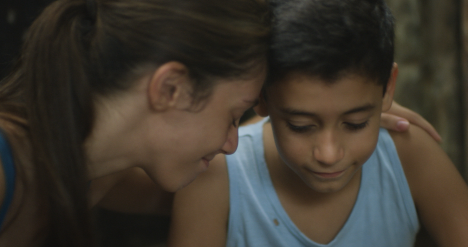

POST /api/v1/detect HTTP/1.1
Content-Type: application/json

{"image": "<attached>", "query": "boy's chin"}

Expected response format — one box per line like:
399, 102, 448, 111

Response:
309, 184, 346, 194
303, 177, 351, 194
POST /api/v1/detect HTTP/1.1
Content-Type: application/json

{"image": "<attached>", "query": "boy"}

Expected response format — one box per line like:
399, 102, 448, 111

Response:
167, 0, 468, 246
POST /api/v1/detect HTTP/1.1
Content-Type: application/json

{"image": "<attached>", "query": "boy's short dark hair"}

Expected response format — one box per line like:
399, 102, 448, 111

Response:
267, 0, 395, 91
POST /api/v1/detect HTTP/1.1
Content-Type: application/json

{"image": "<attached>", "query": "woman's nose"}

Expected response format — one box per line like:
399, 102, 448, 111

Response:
220, 125, 239, 155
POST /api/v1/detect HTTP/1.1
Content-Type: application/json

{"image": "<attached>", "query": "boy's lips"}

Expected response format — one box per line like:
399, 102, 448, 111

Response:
311, 170, 345, 179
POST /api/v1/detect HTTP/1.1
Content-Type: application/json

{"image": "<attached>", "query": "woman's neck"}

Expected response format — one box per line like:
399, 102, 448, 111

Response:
84, 85, 150, 180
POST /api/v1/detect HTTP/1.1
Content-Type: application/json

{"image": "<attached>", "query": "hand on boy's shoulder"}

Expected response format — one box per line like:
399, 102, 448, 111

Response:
389, 125, 468, 246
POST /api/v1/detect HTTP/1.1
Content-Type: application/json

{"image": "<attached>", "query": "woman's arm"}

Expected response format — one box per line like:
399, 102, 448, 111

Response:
391, 126, 468, 247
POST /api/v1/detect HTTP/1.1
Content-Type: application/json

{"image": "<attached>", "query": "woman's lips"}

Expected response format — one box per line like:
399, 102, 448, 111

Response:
201, 157, 213, 169
201, 158, 208, 167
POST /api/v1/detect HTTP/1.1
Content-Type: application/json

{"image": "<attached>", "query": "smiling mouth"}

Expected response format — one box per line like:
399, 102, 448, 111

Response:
201, 157, 213, 168
312, 170, 345, 179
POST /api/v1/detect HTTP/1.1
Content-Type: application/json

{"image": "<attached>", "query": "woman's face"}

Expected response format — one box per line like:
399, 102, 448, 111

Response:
143, 73, 265, 192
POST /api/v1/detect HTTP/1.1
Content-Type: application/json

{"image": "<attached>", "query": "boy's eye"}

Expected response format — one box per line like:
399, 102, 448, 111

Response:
344, 121, 369, 131
287, 122, 315, 133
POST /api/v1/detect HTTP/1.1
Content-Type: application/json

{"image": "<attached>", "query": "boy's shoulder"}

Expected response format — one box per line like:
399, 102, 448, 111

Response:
388, 124, 468, 246
168, 153, 230, 246
174, 153, 229, 203
388, 124, 443, 172
388, 124, 435, 149
387, 124, 446, 192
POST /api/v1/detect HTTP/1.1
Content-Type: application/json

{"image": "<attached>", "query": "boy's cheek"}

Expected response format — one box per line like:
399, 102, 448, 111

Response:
348, 130, 380, 162
276, 135, 312, 162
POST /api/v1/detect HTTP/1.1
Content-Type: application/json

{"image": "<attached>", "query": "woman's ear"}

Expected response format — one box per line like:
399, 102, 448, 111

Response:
253, 90, 269, 117
382, 63, 398, 112
147, 62, 192, 111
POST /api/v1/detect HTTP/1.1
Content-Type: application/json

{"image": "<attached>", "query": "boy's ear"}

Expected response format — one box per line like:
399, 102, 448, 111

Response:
381, 63, 398, 112
147, 62, 192, 111
253, 90, 269, 117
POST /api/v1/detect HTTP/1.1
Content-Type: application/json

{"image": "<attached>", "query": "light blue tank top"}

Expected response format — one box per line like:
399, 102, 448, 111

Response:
225, 118, 419, 247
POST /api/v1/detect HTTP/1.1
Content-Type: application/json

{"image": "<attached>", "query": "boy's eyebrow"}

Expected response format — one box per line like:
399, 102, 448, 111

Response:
343, 103, 375, 115
280, 108, 316, 117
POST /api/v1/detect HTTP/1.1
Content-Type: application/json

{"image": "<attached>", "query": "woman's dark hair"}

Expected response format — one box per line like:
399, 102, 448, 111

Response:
0, 0, 270, 245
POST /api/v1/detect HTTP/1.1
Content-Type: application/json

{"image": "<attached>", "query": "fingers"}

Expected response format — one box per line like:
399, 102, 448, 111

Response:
380, 113, 410, 132
385, 101, 442, 143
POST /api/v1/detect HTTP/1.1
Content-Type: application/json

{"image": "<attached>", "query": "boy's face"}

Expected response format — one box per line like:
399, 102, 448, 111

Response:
259, 70, 395, 193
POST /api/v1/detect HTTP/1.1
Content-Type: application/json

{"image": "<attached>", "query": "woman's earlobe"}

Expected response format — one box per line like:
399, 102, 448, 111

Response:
148, 62, 191, 111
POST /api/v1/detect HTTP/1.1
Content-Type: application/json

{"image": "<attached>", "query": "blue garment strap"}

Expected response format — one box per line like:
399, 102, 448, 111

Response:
0, 130, 15, 230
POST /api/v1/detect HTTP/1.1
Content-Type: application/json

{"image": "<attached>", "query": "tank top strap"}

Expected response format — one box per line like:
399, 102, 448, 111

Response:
0, 129, 16, 230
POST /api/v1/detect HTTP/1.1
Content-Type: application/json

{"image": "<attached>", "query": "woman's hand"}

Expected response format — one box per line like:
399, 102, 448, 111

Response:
381, 101, 442, 142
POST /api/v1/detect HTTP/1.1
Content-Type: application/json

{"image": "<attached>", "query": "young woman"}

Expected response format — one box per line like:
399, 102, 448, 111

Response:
0, 0, 439, 246
0, 0, 269, 246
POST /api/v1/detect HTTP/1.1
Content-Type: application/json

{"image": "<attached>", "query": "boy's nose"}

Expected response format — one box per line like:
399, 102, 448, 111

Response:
313, 131, 344, 166
220, 125, 239, 155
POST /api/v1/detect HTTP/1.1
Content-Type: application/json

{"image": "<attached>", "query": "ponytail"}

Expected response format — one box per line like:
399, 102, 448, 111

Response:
20, 0, 96, 245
